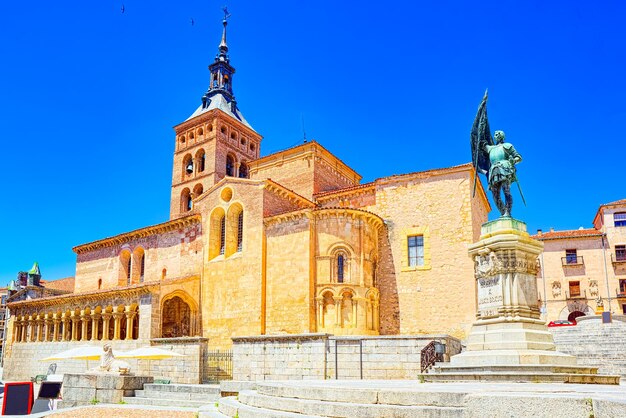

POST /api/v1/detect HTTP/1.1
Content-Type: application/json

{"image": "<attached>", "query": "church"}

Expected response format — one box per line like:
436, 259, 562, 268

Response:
4, 17, 489, 381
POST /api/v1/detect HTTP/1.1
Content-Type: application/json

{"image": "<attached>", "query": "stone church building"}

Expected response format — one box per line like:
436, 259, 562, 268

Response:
4, 18, 489, 381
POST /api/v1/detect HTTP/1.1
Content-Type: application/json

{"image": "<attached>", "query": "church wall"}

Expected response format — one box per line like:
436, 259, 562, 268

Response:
365, 168, 483, 339
197, 182, 265, 348
74, 223, 203, 293
251, 154, 317, 200
313, 157, 361, 196
264, 216, 312, 334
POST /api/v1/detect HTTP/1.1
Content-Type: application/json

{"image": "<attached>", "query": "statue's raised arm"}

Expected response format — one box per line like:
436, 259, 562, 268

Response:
470, 90, 524, 218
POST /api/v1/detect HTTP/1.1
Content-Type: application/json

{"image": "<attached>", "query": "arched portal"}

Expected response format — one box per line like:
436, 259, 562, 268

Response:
568, 311, 585, 323
162, 296, 193, 337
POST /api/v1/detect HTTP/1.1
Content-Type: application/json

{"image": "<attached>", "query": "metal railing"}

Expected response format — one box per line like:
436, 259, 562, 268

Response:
202, 349, 232, 383
561, 256, 584, 266
420, 341, 445, 373
617, 288, 626, 298
566, 289, 587, 299
611, 253, 626, 264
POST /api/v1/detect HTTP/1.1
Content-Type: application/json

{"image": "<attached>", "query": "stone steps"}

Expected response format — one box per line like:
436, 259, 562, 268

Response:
238, 390, 464, 418
423, 371, 620, 384
123, 396, 210, 408
123, 383, 220, 408
431, 364, 598, 375
218, 396, 324, 418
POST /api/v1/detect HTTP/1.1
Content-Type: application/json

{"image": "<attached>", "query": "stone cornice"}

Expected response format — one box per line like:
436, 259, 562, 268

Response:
72, 215, 202, 254
313, 207, 384, 229
7, 281, 160, 310
264, 209, 312, 227
263, 180, 316, 208
315, 182, 376, 202
174, 108, 263, 140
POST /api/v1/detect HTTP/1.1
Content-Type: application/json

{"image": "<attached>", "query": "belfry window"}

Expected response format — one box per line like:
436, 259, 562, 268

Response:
408, 236, 424, 267
197, 150, 206, 173
226, 155, 235, 176
337, 254, 345, 283
219, 216, 226, 255
238, 163, 248, 179
237, 212, 244, 252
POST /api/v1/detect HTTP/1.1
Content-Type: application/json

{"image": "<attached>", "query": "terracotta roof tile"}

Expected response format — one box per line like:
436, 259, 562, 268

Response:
532, 228, 603, 240
43, 276, 75, 293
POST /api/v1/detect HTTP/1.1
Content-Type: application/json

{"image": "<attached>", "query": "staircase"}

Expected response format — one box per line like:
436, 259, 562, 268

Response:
123, 383, 220, 408
551, 315, 626, 378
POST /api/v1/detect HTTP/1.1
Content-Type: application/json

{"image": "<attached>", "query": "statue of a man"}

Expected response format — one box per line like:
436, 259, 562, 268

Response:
471, 91, 525, 217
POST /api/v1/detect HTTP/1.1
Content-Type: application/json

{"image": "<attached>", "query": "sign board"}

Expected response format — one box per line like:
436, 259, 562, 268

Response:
602, 311, 612, 323
2, 381, 33, 415
477, 277, 503, 317
38, 382, 63, 399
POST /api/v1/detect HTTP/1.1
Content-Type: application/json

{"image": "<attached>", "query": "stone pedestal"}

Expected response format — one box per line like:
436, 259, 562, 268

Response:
59, 373, 153, 407
428, 218, 619, 384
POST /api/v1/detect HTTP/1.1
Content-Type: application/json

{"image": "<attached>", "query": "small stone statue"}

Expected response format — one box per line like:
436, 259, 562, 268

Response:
93, 343, 131, 374
470, 90, 525, 217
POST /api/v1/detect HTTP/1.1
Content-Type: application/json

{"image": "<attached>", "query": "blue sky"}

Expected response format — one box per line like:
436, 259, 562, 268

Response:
1, 1, 624, 282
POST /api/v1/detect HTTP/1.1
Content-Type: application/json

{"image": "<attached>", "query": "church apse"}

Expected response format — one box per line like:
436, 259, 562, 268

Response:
314, 208, 383, 335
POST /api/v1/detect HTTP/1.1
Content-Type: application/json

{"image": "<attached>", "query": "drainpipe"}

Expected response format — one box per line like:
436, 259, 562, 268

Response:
601, 233, 612, 311
540, 252, 547, 320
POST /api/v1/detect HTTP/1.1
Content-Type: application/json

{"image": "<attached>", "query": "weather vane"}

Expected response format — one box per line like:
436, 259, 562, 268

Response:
222, 6, 231, 21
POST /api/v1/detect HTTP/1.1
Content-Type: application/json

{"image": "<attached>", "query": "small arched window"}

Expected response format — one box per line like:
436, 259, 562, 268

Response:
139, 253, 145, 282
226, 155, 235, 177
219, 215, 226, 255
337, 254, 345, 283
98, 278, 102, 290
126, 257, 132, 285
161, 268, 167, 280
181, 188, 192, 212
238, 163, 248, 179
237, 211, 244, 252
196, 150, 206, 173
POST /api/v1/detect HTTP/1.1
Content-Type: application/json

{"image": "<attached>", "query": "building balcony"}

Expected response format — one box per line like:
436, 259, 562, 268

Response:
617, 288, 626, 299
561, 256, 584, 266
611, 254, 626, 265
566, 290, 587, 300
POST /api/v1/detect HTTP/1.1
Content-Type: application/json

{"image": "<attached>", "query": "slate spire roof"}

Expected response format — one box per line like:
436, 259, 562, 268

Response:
186, 11, 253, 130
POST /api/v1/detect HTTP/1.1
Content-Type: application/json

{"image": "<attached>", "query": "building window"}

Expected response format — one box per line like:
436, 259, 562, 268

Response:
126, 257, 132, 286
408, 236, 424, 267
197, 150, 206, 173
619, 279, 626, 295
140, 253, 145, 282
237, 211, 244, 252
615, 212, 626, 227
616, 245, 626, 261
569, 281, 581, 297
565, 249, 578, 264
98, 278, 102, 289
238, 163, 248, 179
226, 155, 235, 176
219, 216, 226, 255
337, 254, 345, 283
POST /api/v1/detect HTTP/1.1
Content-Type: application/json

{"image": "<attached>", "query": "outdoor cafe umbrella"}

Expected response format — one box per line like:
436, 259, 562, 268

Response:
40, 345, 106, 369
116, 346, 185, 374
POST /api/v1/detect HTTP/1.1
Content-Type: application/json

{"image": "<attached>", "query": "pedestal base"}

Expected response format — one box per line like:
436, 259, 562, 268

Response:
59, 373, 154, 408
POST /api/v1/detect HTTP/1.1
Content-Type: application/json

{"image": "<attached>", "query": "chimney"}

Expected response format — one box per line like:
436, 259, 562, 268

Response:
537, 229, 542, 236
550, 227, 554, 232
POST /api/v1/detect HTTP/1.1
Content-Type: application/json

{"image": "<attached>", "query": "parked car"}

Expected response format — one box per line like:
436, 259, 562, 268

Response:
547, 319, 576, 327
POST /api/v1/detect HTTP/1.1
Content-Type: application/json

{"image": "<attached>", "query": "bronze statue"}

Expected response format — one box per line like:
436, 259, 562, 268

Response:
471, 90, 525, 217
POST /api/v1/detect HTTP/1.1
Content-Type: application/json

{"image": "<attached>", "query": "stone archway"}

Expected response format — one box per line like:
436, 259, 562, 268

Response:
568, 311, 585, 323
161, 296, 192, 338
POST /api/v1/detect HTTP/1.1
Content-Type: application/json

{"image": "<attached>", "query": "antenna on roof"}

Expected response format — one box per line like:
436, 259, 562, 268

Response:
301, 113, 307, 143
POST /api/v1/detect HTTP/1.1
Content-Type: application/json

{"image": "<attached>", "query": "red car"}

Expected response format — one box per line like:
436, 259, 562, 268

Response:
547, 320, 577, 327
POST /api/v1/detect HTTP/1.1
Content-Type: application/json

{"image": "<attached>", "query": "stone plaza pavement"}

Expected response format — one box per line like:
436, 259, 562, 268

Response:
201, 379, 626, 418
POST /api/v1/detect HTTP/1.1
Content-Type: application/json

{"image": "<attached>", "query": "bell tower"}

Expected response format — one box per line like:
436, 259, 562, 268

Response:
170, 9, 262, 219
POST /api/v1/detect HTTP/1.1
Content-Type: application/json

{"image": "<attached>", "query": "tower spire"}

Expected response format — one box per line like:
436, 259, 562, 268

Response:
218, 7, 230, 60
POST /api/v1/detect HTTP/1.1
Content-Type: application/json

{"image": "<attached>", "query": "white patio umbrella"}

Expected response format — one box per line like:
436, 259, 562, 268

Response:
40, 345, 104, 369
117, 346, 185, 375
